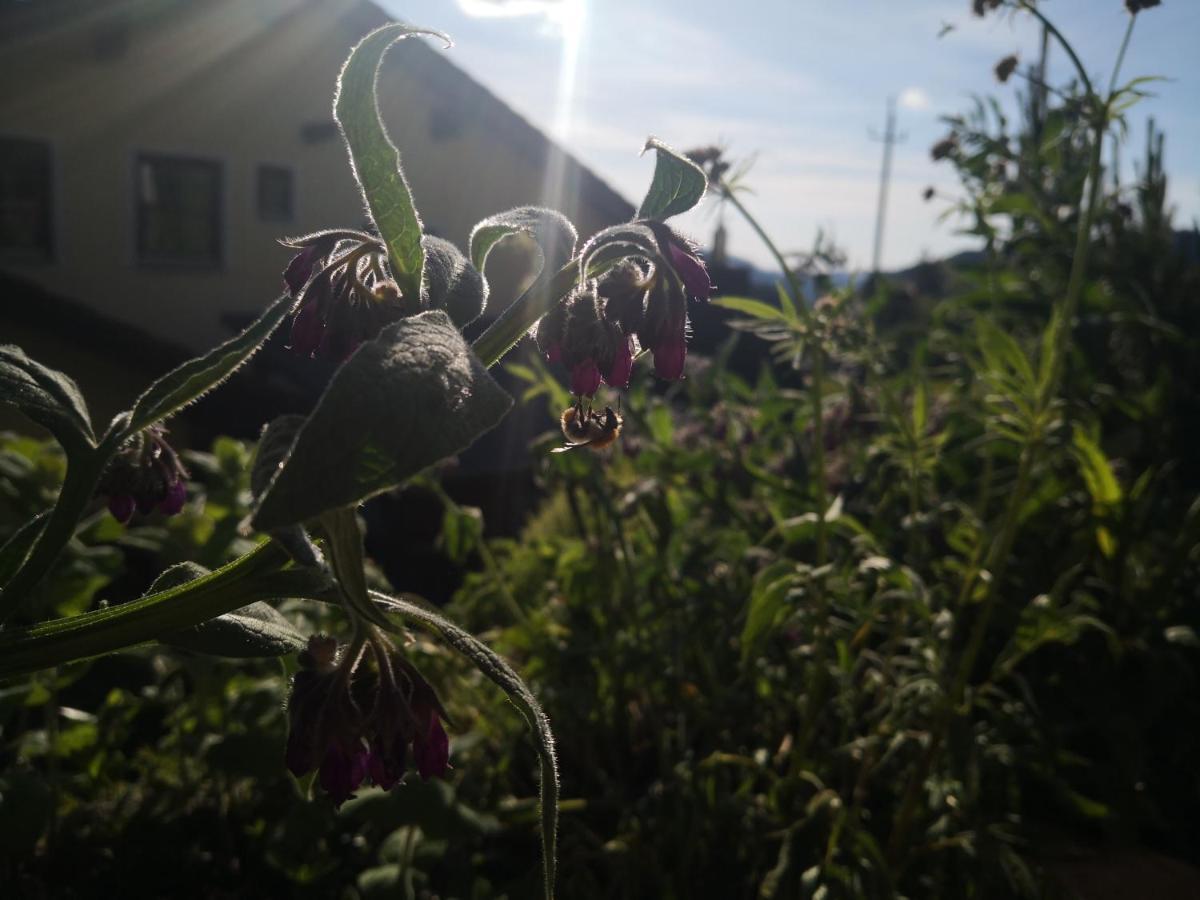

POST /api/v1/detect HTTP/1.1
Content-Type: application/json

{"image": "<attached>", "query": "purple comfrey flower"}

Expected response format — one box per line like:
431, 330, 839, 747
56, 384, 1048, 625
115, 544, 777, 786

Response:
412, 701, 450, 780
98, 426, 188, 523
283, 235, 407, 364
650, 312, 688, 381
159, 478, 187, 516
107, 494, 136, 524
285, 636, 452, 806
665, 237, 713, 302
289, 296, 324, 357
571, 358, 602, 397
319, 738, 370, 807
601, 334, 633, 388
283, 244, 323, 296
367, 732, 407, 791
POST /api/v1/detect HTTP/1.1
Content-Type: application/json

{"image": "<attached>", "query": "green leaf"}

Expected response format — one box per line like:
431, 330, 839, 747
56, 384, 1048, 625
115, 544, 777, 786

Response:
151, 562, 307, 658
712, 296, 793, 323
975, 319, 1035, 389
164, 602, 306, 658
636, 137, 707, 220
0, 511, 48, 590
335, 24, 449, 302
421, 235, 488, 327
125, 292, 296, 435
250, 415, 307, 500
1071, 425, 1121, 507
372, 591, 558, 900
250, 416, 323, 567
740, 561, 798, 663
252, 311, 511, 530
468, 206, 578, 277
912, 382, 928, 434
0, 345, 95, 451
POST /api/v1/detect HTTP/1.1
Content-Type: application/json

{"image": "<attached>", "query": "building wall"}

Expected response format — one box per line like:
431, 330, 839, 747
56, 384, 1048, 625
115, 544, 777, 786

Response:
0, 0, 631, 353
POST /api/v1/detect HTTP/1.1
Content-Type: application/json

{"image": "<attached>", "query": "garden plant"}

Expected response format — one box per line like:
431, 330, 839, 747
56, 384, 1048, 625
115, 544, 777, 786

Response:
2, 2, 1198, 898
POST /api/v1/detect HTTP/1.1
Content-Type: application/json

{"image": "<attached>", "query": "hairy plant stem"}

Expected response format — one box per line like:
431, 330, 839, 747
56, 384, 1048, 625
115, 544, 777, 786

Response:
0, 433, 120, 624
0, 541, 322, 679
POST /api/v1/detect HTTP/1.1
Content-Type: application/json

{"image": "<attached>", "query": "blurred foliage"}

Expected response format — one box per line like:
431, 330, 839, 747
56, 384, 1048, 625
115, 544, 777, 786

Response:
4, 17, 1200, 900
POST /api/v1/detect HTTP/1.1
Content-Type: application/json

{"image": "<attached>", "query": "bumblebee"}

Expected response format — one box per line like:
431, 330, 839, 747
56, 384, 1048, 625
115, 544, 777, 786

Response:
552, 401, 623, 453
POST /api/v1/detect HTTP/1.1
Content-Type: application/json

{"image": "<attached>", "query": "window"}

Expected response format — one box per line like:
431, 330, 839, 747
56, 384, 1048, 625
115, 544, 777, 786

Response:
136, 153, 221, 266
0, 136, 53, 260
256, 164, 293, 221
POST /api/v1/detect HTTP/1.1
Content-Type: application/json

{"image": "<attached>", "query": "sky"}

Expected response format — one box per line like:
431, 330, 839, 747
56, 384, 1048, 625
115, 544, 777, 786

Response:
383, 0, 1200, 274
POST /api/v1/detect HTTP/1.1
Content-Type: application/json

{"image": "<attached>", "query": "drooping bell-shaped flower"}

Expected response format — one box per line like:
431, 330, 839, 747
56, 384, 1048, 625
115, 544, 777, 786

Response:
98, 426, 189, 523
650, 312, 688, 381
412, 700, 451, 780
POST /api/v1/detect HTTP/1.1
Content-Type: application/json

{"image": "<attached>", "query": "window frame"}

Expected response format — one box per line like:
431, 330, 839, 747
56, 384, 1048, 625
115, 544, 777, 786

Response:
255, 163, 295, 223
0, 133, 57, 264
132, 150, 224, 270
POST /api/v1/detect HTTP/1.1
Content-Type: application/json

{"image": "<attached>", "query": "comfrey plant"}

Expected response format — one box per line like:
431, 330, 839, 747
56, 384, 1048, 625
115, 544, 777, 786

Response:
0, 23, 713, 898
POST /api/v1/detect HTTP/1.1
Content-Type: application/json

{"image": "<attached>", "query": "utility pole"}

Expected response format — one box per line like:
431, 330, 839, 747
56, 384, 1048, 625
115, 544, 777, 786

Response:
870, 96, 904, 275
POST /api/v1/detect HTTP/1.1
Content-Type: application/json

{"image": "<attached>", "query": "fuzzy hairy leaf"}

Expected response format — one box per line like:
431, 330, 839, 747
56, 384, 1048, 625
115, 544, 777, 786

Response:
250, 416, 324, 567
250, 415, 307, 500
152, 562, 307, 658
372, 591, 558, 900
0, 511, 48, 590
421, 235, 488, 327
252, 311, 511, 530
636, 137, 707, 220
125, 292, 296, 435
468, 206, 578, 278
0, 345, 95, 451
335, 24, 448, 302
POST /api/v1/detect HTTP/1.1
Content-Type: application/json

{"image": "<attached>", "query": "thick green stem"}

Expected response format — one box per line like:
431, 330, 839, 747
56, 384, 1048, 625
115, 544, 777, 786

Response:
1017, 1, 1094, 97
0, 541, 316, 679
0, 450, 107, 624
472, 261, 579, 368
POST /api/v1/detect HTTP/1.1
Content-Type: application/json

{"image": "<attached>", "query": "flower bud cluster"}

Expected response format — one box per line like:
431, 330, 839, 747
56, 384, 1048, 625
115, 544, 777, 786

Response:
98, 425, 188, 523
285, 635, 450, 807
283, 232, 416, 363
535, 225, 713, 395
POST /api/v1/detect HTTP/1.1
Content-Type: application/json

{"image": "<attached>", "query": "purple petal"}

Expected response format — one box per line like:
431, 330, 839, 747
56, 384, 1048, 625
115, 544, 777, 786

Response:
283, 246, 320, 296
285, 729, 319, 778
668, 241, 713, 301
367, 734, 406, 791
545, 343, 563, 365
319, 740, 369, 807
570, 358, 602, 397
158, 479, 186, 516
413, 712, 450, 780
288, 301, 324, 358
602, 335, 633, 389
652, 317, 687, 381
107, 494, 136, 524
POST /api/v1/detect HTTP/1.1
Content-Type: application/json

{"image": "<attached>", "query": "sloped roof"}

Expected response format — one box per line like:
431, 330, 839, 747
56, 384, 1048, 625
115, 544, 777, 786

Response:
0, 0, 633, 223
